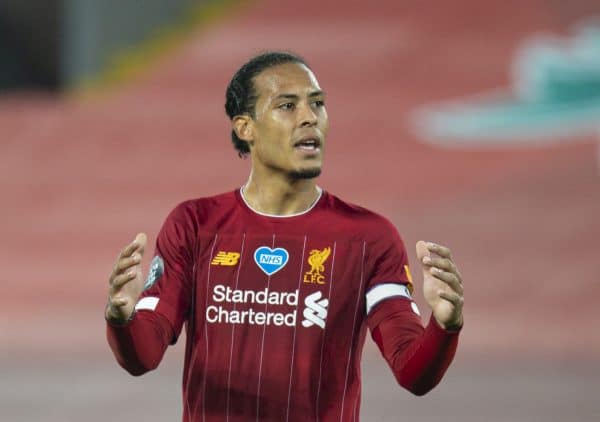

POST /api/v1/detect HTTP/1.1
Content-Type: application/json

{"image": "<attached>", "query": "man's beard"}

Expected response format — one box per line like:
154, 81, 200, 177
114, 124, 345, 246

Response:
289, 167, 321, 180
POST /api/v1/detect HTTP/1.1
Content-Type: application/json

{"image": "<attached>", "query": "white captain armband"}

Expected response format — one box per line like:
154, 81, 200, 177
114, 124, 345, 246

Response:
365, 283, 412, 315
135, 296, 160, 311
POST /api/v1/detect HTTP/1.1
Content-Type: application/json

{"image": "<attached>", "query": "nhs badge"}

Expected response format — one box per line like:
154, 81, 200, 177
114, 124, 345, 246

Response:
254, 246, 289, 276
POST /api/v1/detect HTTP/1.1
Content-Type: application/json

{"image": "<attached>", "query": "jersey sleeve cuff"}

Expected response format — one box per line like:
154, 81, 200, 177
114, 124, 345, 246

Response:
428, 313, 463, 335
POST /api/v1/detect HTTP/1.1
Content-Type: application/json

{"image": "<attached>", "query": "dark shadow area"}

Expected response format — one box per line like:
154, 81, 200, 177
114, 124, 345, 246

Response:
0, 1, 60, 91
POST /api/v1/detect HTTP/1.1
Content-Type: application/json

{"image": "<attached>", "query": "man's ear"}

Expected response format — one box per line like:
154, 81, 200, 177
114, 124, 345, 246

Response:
233, 115, 254, 146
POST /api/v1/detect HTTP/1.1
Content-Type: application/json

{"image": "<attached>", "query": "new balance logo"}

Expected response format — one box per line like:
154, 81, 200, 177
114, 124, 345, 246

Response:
211, 251, 241, 266
302, 291, 328, 329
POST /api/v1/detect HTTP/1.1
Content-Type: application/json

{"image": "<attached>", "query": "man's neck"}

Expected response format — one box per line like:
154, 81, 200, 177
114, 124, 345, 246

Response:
242, 172, 320, 216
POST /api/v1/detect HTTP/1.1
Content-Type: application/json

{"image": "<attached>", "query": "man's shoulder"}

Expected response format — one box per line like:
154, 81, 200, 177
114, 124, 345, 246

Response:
165, 190, 238, 222
323, 191, 397, 232
179, 190, 237, 209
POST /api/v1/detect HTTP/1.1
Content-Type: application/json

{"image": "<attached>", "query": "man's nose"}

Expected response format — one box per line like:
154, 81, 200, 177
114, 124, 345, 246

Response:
298, 102, 318, 127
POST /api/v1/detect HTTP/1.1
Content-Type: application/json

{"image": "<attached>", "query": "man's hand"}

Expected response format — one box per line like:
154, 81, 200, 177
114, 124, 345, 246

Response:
416, 241, 464, 330
106, 233, 147, 324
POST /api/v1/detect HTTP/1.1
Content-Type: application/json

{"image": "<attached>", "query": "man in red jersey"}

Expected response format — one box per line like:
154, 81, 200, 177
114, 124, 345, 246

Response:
106, 52, 464, 422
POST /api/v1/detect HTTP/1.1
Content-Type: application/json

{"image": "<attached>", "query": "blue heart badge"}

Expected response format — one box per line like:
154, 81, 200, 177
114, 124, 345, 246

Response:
254, 246, 289, 276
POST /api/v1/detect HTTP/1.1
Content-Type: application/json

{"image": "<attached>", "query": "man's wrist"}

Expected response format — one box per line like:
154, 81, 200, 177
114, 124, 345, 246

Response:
433, 314, 463, 332
105, 303, 136, 326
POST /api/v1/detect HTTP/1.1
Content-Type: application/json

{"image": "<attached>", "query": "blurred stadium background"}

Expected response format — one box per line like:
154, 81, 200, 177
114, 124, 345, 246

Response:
1, 0, 599, 420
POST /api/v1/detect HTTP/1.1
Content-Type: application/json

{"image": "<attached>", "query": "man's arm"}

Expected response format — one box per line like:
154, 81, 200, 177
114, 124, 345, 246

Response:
105, 233, 171, 376
367, 240, 464, 395
106, 310, 173, 376
105, 203, 195, 375
369, 299, 460, 396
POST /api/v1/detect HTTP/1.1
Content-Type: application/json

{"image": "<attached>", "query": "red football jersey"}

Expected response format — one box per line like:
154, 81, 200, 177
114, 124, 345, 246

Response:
108, 188, 459, 421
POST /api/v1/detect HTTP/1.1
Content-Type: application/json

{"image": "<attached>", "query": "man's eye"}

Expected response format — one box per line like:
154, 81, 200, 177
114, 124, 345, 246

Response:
279, 103, 295, 110
313, 100, 325, 107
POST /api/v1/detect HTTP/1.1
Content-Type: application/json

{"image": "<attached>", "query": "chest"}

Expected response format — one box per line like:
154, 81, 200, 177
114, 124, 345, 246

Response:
194, 232, 369, 333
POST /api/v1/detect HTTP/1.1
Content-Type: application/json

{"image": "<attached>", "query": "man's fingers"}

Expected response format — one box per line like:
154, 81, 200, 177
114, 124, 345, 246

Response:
115, 254, 142, 273
426, 242, 452, 259
429, 267, 463, 295
422, 256, 455, 272
106, 234, 147, 323
119, 233, 148, 259
120, 239, 139, 259
438, 290, 464, 307
422, 256, 463, 284
415, 240, 430, 260
110, 296, 128, 308
112, 233, 147, 275
111, 270, 137, 290
134, 232, 148, 255
106, 296, 130, 321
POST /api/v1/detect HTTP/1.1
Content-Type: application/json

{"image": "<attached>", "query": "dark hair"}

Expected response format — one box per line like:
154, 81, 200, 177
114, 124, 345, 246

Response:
225, 51, 309, 157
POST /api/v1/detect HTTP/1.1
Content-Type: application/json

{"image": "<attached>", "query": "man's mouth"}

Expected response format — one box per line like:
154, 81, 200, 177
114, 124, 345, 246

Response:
294, 137, 321, 152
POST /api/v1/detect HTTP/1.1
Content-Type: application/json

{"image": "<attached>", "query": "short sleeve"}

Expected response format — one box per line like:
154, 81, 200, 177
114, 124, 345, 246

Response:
137, 203, 195, 343
365, 219, 416, 327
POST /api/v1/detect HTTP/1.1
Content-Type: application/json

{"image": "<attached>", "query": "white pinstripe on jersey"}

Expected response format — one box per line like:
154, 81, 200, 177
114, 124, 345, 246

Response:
339, 241, 366, 422
285, 235, 308, 422
225, 233, 246, 422
255, 234, 276, 421
200, 234, 218, 422
315, 241, 337, 421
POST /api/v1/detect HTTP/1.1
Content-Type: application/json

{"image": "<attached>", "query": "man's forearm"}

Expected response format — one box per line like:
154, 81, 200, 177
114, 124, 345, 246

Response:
370, 300, 460, 396
106, 311, 172, 376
